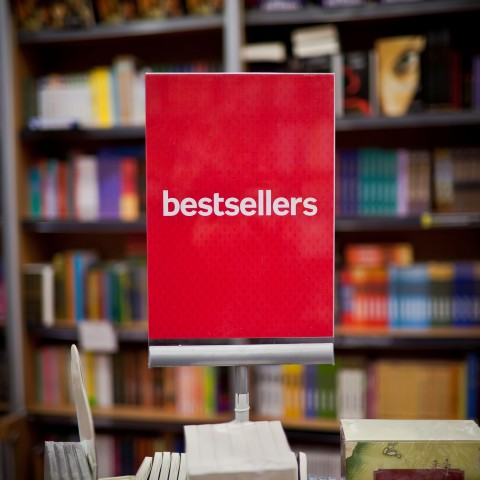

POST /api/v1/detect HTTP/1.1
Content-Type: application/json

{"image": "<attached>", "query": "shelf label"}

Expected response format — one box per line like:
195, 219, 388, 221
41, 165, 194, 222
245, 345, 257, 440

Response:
78, 322, 118, 353
146, 74, 335, 340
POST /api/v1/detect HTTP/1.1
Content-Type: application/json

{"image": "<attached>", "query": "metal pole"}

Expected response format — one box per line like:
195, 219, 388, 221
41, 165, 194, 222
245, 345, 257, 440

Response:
234, 365, 249, 422
0, 0, 26, 414
223, 0, 243, 72
149, 342, 334, 367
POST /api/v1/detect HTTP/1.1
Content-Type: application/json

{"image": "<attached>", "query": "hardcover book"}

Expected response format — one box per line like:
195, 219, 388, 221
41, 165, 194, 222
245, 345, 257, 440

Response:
146, 73, 334, 341
341, 419, 480, 480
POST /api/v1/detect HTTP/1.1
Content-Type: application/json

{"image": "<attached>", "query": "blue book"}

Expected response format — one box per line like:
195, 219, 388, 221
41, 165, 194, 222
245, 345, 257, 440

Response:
388, 266, 400, 329
73, 251, 98, 322
402, 264, 430, 329
305, 364, 318, 418
28, 165, 42, 218
453, 262, 475, 327
466, 352, 479, 420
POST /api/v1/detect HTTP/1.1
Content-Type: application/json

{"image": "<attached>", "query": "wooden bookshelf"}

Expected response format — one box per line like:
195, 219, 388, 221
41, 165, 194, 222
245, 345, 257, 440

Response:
28, 404, 232, 428
3, 2, 480, 478
245, 0, 480, 26
18, 14, 223, 45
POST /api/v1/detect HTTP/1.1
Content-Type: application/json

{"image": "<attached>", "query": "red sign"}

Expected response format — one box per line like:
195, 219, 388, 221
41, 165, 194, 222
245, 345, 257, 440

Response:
146, 74, 334, 340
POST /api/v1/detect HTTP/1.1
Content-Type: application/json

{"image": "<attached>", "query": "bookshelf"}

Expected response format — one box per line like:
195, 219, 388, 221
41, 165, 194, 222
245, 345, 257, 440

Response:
2, 0, 480, 478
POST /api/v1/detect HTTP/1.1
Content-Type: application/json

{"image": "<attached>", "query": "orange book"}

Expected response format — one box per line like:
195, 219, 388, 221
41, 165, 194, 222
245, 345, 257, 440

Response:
57, 161, 69, 219
345, 243, 413, 267
120, 156, 139, 221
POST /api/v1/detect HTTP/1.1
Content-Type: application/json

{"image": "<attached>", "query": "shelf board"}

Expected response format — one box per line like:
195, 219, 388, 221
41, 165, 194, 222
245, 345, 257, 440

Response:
28, 404, 232, 430
18, 14, 224, 45
335, 326, 480, 350
337, 213, 480, 231
28, 404, 340, 434
245, 0, 480, 26
29, 324, 480, 350
20, 111, 480, 143
22, 219, 146, 233
336, 110, 480, 131
21, 125, 145, 142
29, 323, 148, 343
20, 214, 480, 234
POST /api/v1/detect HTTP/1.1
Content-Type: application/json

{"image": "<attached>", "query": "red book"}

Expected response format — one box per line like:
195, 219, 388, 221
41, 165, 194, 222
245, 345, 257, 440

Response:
120, 156, 139, 221
374, 469, 464, 480
146, 74, 335, 340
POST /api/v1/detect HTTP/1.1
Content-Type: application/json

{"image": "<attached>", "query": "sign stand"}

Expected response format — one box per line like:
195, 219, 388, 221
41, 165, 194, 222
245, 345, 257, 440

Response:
149, 341, 335, 423
144, 72, 336, 479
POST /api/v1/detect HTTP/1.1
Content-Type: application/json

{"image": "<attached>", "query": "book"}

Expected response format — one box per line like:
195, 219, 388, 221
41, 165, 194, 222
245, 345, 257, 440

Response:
23, 263, 55, 327
72, 153, 99, 220
343, 51, 377, 116
241, 42, 288, 72
375, 35, 426, 116
184, 421, 298, 480
341, 419, 480, 480
318, 0, 364, 6
15, 0, 95, 31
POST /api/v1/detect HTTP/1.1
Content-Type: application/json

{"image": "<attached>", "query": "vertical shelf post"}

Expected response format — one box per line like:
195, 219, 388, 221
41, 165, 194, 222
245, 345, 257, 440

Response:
0, 0, 26, 414
223, 0, 243, 72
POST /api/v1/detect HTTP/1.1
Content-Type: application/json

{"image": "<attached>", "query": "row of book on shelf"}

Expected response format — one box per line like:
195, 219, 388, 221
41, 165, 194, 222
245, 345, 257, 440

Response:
243, 24, 480, 116
14, 0, 222, 32
338, 243, 480, 329
24, 246, 480, 330
42, 431, 340, 479
24, 247, 147, 326
34, 345, 479, 422
255, 354, 479, 421
23, 57, 221, 130
27, 148, 146, 222
27, 146, 480, 222
43, 432, 184, 478
251, 0, 435, 11
35, 345, 231, 416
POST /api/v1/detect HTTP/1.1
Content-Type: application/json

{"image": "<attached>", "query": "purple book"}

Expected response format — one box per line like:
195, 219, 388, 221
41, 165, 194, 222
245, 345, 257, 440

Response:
98, 150, 121, 219
472, 54, 480, 110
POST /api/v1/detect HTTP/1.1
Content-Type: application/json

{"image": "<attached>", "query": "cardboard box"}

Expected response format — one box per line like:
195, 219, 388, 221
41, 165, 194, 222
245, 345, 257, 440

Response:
341, 419, 480, 480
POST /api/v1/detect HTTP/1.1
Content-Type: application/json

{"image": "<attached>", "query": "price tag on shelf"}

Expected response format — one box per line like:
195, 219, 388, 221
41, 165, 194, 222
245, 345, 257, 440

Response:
77, 322, 119, 353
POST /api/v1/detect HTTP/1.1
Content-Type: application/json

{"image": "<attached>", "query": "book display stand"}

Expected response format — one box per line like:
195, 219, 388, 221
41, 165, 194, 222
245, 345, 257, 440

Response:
43, 344, 332, 479
45, 72, 336, 479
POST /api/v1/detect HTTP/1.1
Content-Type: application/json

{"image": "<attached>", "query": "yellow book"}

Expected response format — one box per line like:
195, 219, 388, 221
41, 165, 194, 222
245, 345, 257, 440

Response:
89, 66, 113, 128
282, 364, 304, 419
82, 352, 96, 406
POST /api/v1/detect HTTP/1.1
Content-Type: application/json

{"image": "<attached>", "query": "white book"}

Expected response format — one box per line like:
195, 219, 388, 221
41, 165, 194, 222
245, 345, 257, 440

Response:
185, 421, 297, 480
159, 452, 171, 480
241, 42, 287, 63
44, 442, 60, 480
95, 354, 113, 407
298, 452, 307, 480
54, 442, 70, 480
177, 453, 187, 480
168, 453, 180, 480
291, 25, 339, 46
149, 452, 163, 480
292, 41, 340, 59
23, 263, 55, 327
63, 443, 81, 480
96, 435, 116, 478
135, 456, 153, 480
73, 154, 99, 221
73, 442, 94, 480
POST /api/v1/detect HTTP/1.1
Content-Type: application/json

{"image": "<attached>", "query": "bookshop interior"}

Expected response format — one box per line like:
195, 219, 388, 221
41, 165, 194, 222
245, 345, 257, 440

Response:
1, 0, 480, 479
